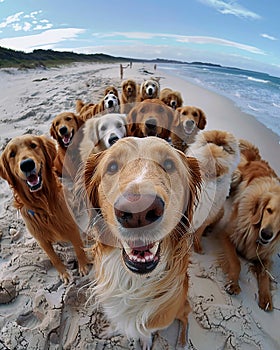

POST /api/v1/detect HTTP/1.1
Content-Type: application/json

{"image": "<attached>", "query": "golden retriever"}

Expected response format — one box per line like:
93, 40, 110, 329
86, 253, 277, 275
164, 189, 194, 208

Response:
138, 78, 160, 102
0, 134, 89, 283
78, 136, 201, 348
171, 106, 207, 152
220, 139, 280, 311
126, 98, 178, 141
50, 112, 84, 178
160, 87, 183, 110
120, 79, 139, 114
79, 113, 127, 162
76, 93, 120, 122
186, 130, 240, 253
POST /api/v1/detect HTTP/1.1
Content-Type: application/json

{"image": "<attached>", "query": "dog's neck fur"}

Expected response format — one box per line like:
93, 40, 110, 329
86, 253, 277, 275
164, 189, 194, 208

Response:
90, 221, 191, 346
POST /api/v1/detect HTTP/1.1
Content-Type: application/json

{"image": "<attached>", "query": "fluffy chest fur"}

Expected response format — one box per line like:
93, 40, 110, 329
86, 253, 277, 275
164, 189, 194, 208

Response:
91, 244, 188, 344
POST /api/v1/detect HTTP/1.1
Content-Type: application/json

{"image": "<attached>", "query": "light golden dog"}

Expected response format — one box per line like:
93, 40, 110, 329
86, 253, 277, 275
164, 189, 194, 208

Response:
78, 136, 201, 349
126, 98, 178, 141
0, 134, 89, 283
50, 112, 84, 178
171, 106, 207, 152
138, 78, 160, 102
160, 87, 183, 110
120, 79, 139, 114
79, 113, 127, 162
221, 139, 280, 311
186, 130, 240, 253
76, 93, 120, 122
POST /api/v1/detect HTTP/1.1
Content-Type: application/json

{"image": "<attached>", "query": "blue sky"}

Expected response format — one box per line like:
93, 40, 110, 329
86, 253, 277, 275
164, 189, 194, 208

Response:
0, 0, 279, 77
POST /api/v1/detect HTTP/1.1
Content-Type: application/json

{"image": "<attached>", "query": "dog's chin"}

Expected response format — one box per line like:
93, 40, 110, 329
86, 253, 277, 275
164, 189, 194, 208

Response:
122, 240, 161, 275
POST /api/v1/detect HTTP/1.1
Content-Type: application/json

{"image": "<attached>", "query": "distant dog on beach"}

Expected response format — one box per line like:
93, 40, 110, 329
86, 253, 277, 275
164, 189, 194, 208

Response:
160, 88, 183, 110
78, 136, 201, 348
0, 134, 89, 283
220, 139, 280, 311
186, 130, 240, 254
120, 79, 139, 114
171, 106, 207, 152
50, 112, 84, 178
76, 93, 120, 121
79, 113, 127, 162
138, 78, 160, 101
126, 98, 177, 141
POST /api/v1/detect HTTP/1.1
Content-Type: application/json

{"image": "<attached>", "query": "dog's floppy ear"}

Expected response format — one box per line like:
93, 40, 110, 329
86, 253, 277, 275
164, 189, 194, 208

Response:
74, 114, 84, 129
178, 152, 201, 226
251, 194, 270, 225
126, 106, 138, 135
83, 151, 106, 209
39, 135, 57, 166
50, 120, 58, 140
198, 109, 207, 130
0, 150, 12, 185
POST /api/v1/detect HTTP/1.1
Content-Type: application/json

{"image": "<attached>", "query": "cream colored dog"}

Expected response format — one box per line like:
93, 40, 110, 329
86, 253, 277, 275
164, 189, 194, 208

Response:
80, 113, 127, 162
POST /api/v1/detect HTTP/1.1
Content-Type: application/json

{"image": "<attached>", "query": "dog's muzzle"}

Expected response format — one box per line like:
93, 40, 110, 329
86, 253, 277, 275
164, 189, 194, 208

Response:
20, 158, 42, 192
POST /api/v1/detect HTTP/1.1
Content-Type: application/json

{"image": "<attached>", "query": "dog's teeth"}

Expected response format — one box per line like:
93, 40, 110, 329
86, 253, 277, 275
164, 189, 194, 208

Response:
150, 242, 159, 255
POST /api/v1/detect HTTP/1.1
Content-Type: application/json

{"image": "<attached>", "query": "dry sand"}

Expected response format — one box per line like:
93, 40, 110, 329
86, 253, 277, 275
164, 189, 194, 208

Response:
0, 62, 279, 350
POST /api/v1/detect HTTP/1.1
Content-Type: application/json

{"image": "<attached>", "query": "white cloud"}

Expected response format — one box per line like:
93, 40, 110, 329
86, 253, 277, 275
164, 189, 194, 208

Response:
0, 12, 24, 28
0, 28, 85, 51
93, 32, 266, 55
0, 10, 52, 32
261, 33, 277, 41
197, 0, 261, 19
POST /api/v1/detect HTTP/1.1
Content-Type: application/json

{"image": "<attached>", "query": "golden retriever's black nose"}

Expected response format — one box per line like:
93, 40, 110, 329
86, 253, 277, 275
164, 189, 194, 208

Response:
114, 194, 164, 228
20, 158, 36, 172
145, 118, 157, 130
59, 126, 68, 135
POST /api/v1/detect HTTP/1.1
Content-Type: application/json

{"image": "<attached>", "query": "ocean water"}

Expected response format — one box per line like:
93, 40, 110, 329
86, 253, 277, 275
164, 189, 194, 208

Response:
158, 63, 280, 138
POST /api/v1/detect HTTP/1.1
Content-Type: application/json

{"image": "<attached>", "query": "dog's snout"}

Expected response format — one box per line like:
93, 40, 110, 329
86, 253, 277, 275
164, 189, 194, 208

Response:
260, 228, 273, 242
145, 118, 157, 129
59, 126, 68, 136
185, 119, 195, 127
108, 100, 114, 108
114, 194, 164, 228
20, 158, 36, 173
147, 87, 153, 96
108, 134, 119, 146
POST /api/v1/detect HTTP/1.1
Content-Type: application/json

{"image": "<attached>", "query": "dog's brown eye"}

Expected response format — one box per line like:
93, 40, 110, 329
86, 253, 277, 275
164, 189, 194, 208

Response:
30, 143, 37, 149
266, 208, 273, 214
101, 125, 107, 131
107, 161, 118, 174
65, 117, 72, 121
192, 112, 198, 117
163, 159, 175, 172
10, 150, 16, 158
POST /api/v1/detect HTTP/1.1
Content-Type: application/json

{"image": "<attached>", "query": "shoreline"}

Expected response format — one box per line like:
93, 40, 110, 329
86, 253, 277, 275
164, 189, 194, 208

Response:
0, 62, 279, 350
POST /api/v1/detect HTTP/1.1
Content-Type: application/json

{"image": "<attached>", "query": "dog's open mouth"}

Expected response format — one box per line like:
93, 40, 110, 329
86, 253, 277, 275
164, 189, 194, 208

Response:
26, 168, 42, 192
122, 241, 160, 274
61, 131, 73, 147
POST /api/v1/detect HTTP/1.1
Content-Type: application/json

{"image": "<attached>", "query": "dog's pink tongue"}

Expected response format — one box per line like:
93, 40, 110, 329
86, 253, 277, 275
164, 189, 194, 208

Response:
27, 174, 39, 186
63, 135, 70, 144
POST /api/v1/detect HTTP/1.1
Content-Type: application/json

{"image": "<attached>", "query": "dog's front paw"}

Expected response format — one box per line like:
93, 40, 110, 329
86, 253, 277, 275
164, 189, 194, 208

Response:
59, 271, 70, 284
79, 263, 90, 276
225, 281, 241, 295
259, 293, 273, 311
